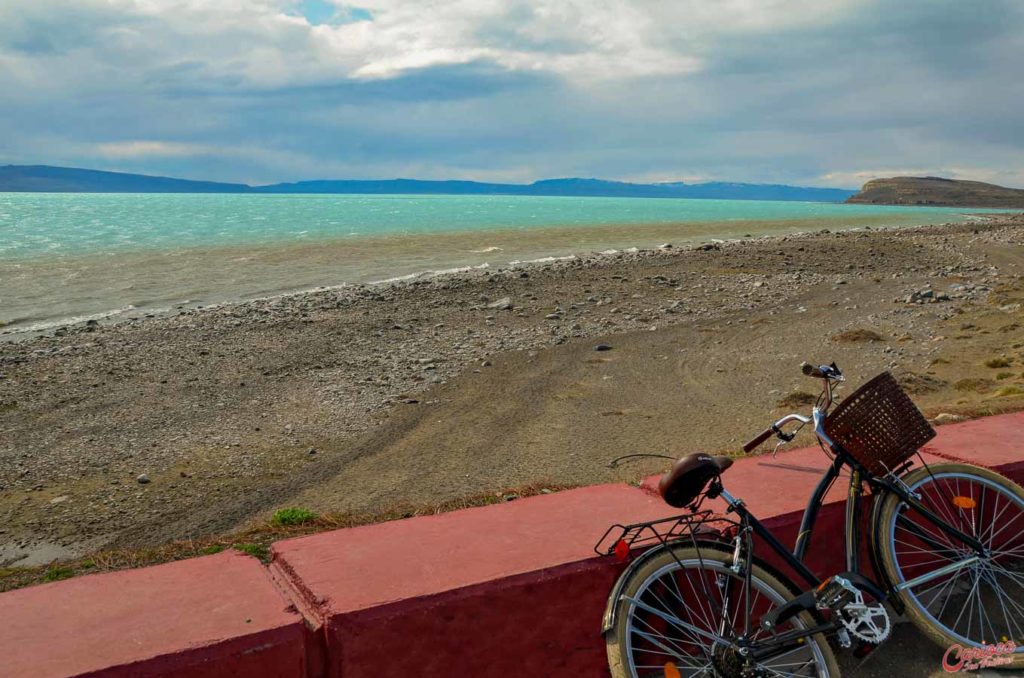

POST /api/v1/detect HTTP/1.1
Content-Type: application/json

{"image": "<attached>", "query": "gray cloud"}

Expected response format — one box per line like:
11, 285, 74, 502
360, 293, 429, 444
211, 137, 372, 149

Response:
1, 0, 1022, 187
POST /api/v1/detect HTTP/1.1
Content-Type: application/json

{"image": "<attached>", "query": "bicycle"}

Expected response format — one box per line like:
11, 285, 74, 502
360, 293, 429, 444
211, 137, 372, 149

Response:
596, 362, 1024, 677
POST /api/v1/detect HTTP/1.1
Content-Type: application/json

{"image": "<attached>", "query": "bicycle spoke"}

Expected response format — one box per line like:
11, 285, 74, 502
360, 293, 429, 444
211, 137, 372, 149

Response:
630, 627, 695, 664
625, 596, 725, 646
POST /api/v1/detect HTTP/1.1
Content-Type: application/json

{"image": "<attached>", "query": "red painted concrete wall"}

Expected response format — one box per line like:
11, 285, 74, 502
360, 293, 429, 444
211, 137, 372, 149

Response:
0, 551, 308, 678
0, 411, 1020, 678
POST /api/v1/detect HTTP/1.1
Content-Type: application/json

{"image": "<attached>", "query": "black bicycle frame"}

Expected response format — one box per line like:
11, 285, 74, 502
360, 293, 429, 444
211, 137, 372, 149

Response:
721, 445, 987, 597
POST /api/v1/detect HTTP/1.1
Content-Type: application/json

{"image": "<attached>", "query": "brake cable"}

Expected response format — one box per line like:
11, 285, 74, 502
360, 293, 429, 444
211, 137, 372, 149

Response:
606, 453, 677, 469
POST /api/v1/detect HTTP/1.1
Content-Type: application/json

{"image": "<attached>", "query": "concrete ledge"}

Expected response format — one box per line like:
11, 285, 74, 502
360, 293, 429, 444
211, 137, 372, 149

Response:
919, 410, 1024, 476
0, 412, 1020, 677
0, 551, 308, 678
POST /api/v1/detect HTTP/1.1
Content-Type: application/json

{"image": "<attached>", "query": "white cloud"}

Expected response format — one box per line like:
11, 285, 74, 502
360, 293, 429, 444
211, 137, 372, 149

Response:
93, 140, 215, 159
0, 0, 861, 92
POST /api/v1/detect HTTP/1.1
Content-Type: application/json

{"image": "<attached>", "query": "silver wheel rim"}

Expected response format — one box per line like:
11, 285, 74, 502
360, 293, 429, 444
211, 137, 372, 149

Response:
888, 470, 1024, 651
622, 557, 831, 678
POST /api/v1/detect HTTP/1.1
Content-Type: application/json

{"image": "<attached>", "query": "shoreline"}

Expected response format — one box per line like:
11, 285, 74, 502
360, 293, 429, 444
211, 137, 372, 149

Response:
1, 211, 1011, 341
3, 212, 1024, 566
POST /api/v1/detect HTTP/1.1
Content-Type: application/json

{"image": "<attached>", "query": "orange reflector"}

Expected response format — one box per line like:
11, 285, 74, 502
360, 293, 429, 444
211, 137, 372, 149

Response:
614, 539, 631, 562
664, 662, 681, 678
952, 496, 977, 510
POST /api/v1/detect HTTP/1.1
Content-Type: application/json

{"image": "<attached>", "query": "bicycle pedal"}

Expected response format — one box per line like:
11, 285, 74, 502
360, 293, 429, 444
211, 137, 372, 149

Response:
813, 577, 849, 607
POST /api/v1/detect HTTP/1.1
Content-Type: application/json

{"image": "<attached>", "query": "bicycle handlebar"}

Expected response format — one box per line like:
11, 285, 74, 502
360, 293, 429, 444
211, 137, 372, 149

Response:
801, 362, 825, 378
802, 361, 843, 380
743, 426, 775, 453
743, 361, 841, 453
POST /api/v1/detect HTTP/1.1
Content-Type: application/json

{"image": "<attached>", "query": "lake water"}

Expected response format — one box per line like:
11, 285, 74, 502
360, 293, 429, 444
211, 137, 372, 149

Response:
0, 192, 1004, 334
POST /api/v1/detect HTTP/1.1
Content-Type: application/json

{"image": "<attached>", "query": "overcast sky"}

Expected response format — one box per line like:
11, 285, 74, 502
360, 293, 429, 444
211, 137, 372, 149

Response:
1, 0, 1022, 187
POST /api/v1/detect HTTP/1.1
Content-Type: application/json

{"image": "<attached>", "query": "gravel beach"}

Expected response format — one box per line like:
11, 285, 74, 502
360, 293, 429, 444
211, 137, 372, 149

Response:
3, 213, 1024, 566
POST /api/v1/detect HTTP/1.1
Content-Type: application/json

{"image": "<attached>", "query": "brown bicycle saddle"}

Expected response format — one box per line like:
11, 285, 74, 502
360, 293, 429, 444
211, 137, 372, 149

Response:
658, 453, 734, 508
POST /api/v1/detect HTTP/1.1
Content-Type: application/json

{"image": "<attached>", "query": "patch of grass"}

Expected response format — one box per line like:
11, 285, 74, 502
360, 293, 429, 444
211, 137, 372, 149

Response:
0, 401, 17, 414
996, 372, 1015, 380
992, 386, 1024, 398
271, 507, 317, 527
776, 391, 818, 408
930, 357, 951, 366
832, 328, 884, 343
233, 543, 269, 561
954, 378, 992, 393
0, 481, 578, 594
985, 357, 1012, 369
43, 567, 74, 583
897, 372, 947, 395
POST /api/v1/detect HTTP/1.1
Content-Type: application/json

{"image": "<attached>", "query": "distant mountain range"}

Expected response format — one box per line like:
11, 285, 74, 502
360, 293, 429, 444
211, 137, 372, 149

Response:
847, 176, 1024, 208
0, 165, 856, 202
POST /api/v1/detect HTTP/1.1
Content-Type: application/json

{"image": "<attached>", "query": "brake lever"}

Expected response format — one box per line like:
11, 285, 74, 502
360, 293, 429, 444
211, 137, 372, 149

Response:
771, 431, 796, 458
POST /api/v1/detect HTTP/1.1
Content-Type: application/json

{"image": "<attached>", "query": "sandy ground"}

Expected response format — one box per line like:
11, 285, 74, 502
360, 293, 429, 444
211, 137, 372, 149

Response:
3, 214, 1024, 567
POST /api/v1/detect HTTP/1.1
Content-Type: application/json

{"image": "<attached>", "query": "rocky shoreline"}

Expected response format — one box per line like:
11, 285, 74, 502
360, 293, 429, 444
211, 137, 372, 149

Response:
2, 213, 1024, 565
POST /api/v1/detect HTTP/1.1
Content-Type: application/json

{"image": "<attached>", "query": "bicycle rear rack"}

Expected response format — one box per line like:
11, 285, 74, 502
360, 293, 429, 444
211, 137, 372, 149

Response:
594, 510, 739, 559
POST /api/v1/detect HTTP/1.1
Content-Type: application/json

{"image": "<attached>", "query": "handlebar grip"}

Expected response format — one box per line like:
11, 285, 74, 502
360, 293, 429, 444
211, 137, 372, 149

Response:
801, 362, 825, 378
743, 427, 775, 453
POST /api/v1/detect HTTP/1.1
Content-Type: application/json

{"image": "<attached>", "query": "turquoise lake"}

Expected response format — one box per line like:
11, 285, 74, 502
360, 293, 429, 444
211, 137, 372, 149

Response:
0, 192, 1008, 334
0, 192, 999, 260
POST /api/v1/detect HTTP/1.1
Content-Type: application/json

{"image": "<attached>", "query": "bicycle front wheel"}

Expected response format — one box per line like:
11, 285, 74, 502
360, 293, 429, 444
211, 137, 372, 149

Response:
875, 462, 1024, 667
606, 544, 839, 678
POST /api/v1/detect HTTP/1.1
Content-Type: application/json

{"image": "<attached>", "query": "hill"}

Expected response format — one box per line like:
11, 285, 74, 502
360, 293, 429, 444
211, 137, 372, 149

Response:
254, 177, 854, 201
0, 164, 855, 202
0, 165, 249, 193
846, 176, 1024, 208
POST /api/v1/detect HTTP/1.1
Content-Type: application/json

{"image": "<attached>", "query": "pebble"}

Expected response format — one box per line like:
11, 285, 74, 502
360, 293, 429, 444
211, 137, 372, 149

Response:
137, 474, 150, 484
594, 344, 613, 351
932, 413, 966, 424
486, 297, 513, 310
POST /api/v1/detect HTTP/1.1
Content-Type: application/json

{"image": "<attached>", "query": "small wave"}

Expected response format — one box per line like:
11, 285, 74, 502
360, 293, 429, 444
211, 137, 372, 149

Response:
508, 254, 578, 265
432, 263, 491, 276
368, 262, 492, 286
469, 246, 503, 253
369, 272, 426, 284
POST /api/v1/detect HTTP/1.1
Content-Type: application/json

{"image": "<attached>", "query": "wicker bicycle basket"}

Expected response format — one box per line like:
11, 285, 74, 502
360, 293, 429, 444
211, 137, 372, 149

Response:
823, 371, 936, 475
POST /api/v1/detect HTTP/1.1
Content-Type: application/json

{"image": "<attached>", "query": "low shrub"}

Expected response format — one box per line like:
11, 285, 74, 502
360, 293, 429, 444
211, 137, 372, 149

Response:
272, 507, 317, 526
832, 329, 884, 343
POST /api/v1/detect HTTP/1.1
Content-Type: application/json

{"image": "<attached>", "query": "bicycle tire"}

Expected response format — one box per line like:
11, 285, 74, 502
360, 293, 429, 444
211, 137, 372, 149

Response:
875, 462, 1024, 668
606, 543, 840, 677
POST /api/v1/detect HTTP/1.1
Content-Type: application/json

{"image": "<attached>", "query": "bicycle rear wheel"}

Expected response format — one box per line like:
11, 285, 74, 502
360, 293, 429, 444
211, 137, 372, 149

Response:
606, 543, 839, 677
875, 462, 1024, 668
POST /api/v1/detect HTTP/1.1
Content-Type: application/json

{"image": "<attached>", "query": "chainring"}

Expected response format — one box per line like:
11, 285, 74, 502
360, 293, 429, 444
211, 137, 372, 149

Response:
839, 598, 891, 645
